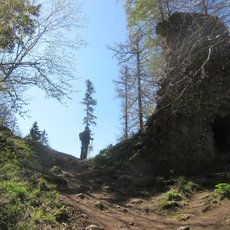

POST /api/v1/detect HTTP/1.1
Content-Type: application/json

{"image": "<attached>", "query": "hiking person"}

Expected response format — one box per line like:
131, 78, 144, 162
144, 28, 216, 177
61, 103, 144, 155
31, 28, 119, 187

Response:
79, 126, 93, 160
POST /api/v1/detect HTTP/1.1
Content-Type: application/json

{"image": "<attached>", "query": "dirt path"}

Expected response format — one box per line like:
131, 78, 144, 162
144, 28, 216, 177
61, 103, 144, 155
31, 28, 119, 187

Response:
56, 158, 230, 230
61, 193, 175, 229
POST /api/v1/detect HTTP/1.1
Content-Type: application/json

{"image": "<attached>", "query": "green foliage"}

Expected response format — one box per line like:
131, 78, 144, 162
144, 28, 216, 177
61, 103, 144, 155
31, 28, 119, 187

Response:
0, 181, 29, 201
214, 183, 230, 199
0, 0, 40, 50
157, 188, 184, 210
81, 79, 97, 128
166, 189, 184, 201
125, 0, 159, 27
0, 0, 84, 114
177, 177, 199, 197
157, 177, 199, 210
206, 183, 230, 208
27, 122, 49, 145
29, 121, 41, 141
94, 201, 104, 210
0, 131, 67, 228
0, 162, 20, 180
90, 148, 111, 168
51, 165, 62, 174
158, 200, 180, 210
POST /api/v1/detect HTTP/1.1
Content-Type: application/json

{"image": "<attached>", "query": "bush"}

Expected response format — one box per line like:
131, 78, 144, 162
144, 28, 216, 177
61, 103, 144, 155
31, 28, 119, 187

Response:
158, 200, 180, 210
94, 201, 105, 210
166, 189, 184, 201
179, 181, 199, 197
214, 183, 230, 199
157, 188, 185, 210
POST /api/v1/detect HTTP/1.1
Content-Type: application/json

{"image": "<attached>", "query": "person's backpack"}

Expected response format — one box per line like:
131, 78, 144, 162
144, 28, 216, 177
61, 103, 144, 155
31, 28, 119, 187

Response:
79, 132, 83, 141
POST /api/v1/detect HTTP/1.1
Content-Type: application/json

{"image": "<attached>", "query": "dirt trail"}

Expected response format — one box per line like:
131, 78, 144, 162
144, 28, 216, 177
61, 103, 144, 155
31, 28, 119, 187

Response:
56, 158, 230, 230
61, 193, 175, 230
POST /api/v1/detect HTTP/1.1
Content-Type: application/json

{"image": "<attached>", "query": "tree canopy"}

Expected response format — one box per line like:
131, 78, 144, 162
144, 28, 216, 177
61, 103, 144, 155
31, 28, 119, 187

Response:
81, 79, 97, 128
28, 121, 49, 145
111, 0, 230, 135
0, 0, 84, 115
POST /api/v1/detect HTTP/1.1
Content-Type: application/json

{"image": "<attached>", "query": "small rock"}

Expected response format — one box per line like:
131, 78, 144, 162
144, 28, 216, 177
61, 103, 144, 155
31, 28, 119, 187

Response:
202, 206, 210, 212
85, 224, 104, 230
177, 227, 190, 230
131, 199, 143, 204
180, 214, 190, 221
104, 185, 110, 190
79, 213, 88, 219
77, 193, 85, 199
129, 221, 134, 226
123, 208, 128, 213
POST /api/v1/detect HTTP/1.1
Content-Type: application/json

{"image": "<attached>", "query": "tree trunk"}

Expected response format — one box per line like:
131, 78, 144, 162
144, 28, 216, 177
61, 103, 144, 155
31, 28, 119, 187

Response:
136, 42, 143, 130
124, 66, 129, 139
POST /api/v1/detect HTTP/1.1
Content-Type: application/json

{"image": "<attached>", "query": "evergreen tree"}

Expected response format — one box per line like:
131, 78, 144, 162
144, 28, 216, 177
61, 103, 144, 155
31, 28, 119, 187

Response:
29, 122, 41, 142
40, 130, 49, 146
81, 79, 97, 128
28, 122, 49, 145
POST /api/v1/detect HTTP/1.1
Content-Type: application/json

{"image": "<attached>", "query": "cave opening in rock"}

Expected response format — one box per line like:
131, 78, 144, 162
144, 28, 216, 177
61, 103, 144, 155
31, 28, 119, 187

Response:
212, 116, 230, 153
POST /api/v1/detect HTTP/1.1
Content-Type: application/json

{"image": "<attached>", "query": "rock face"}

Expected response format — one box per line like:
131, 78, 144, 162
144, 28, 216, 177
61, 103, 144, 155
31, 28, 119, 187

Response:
140, 12, 230, 175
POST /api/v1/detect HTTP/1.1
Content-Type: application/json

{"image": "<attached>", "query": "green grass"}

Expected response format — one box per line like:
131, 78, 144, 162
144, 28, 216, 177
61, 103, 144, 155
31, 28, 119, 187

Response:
157, 177, 199, 210
214, 183, 230, 199
0, 131, 68, 229
204, 183, 230, 210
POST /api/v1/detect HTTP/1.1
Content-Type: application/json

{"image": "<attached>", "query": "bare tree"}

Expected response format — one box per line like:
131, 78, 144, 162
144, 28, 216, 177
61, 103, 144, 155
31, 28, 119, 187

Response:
110, 28, 157, 131
156, 12, 229, 112
124, 0, 230, 86
123, 0, 230, 115
114, 65, 133, 140
0, 0, 85, 113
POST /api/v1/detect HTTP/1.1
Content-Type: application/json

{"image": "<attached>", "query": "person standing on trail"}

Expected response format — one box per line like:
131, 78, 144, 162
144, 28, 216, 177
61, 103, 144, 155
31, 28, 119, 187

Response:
79, 126, 93, 160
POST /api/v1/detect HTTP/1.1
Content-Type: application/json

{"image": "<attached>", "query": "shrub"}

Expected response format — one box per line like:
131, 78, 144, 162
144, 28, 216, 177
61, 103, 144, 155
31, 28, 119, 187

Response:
214, 183, 230, 199
94, 201, 105, 210
166, 189, 184, 201
177, 177, 199, 197
179, 181, 199, 197
157, 188, 185, 210
0, 181, 29, 201
158, 200, 180, 210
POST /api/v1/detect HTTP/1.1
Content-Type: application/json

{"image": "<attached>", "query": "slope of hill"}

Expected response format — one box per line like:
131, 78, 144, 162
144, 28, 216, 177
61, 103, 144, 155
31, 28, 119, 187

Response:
0, 126, 230, 230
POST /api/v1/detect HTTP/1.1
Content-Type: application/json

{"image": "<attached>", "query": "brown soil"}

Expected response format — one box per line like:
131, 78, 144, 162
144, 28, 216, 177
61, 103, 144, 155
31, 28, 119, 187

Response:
47, 154, 230, 230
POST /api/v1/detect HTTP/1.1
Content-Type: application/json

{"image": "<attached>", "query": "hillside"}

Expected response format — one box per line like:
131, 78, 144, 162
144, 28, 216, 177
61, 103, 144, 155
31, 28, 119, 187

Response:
0, 126, 230, 230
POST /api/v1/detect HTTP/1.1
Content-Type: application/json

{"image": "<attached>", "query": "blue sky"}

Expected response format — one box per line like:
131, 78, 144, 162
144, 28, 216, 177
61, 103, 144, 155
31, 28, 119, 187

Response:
17, 0, 127, 158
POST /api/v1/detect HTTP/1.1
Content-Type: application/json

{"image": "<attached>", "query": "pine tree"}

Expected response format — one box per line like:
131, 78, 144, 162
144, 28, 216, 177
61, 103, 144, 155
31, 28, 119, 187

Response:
29, 122, 41, 142
81, 79, 97, 128
40, 130, 49, 146
28, 122, 49, 145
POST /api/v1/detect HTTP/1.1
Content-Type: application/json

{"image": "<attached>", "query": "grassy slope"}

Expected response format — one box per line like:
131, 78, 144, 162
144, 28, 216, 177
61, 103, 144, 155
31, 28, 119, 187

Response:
0, 127, 229, 229
0, 128, 70, 229
90, 139, 230, 210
